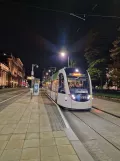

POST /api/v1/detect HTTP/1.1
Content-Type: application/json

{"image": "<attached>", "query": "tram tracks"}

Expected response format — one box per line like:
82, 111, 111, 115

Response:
91, 108, 120, 128
0, 89, 29, 112
62, 108, 120, 161
71, 111, 120, 151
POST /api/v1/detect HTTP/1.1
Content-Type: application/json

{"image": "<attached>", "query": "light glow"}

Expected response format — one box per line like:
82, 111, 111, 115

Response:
61, 52, 66, 57
87, 95, 90, 100
71, 94, 76, 100
75, 69, 79, 72
72, 73, 81, 77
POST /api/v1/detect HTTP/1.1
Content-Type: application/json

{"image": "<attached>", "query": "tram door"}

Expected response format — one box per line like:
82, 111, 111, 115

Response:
55, 79, 59, 102
57, 73, 71, 108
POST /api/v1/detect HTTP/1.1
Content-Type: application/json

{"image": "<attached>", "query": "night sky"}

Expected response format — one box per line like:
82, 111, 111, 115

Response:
0, 0, 120, 79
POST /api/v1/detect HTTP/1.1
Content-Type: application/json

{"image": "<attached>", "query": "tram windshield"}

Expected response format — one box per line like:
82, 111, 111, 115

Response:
67, 76, 90, 94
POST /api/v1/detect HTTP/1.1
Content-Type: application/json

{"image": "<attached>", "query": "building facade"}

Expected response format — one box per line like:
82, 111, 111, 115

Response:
0, 53, 25, 88
0, 63, 9, 87
7, 56, 25, 87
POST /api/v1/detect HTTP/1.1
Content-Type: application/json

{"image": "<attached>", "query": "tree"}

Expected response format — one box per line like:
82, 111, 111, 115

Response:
84, 29, 112, 88
110, 39, 120, 61
69, 59, 76, 67
84, 47, 107, 88
108, 27, 120, 89
108, 68, 120, 89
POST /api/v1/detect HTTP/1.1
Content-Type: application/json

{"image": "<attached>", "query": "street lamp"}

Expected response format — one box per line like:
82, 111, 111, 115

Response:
60, 52, 69, 67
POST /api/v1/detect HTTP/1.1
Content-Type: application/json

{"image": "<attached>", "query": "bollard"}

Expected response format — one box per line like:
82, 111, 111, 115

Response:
30, 88, 33, 99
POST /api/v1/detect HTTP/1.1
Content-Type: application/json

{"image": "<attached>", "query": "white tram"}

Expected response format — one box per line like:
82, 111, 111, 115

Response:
45, 67, 92, 110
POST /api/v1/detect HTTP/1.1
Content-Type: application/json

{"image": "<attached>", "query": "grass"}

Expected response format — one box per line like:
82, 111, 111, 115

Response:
94, 93, 120, 99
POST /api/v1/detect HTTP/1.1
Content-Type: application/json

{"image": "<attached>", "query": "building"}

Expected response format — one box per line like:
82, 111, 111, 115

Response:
7, 56, 25, 87
0, 63, 9, 88
0, 53, 25, 88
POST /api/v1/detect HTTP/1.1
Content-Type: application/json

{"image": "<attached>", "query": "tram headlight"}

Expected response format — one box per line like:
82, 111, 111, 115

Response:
71, 94, 76, 100
87, 95, 91, 100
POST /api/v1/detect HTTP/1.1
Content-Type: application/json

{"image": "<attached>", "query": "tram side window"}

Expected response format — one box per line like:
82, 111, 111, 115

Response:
58, 73, 65, 94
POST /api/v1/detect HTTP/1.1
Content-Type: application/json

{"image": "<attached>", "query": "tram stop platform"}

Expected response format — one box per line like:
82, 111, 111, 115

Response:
0, 90, 94, 161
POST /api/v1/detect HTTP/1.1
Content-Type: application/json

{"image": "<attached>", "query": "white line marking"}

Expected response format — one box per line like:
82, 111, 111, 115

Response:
46, 93, 70, 129
0, 92, 25, 104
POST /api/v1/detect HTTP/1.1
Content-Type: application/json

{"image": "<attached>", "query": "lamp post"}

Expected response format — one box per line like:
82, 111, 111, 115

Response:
60, 52, 69, 67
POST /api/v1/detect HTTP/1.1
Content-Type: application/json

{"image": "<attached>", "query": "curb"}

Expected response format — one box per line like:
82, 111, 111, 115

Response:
93, 95, 120, 103
92, 106, 120, 118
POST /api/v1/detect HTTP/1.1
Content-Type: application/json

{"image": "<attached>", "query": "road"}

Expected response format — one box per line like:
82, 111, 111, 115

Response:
0, 88, 29, 112
62, 107, 120, 161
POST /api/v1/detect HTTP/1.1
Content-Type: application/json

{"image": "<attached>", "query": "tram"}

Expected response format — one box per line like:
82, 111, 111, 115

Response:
45, 67, 92, 110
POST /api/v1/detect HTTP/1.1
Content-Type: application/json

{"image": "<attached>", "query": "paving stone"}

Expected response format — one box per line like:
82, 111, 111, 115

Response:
14, 128, 27, 133
24, 139, 39, 148
10, 134, 26, 140
27, 127, 39, 133
19, 120, 29, 123
0, 134, 11, 141
53, 131, 66, 138
30, 120, 39, 123
0, 150, 3, 157
28, 124, 39, 128
21, 148, 40, 160
40, 146, 58, 157
5, 139, 24, 149
16, 123, 28, 129
6, 120, 18, 124
0, 121, 7, 125
41, 156, 60, 161
0, 149, 22, 161
60, 155, 80, 161
40, 138, 55, 146
4, 124, 17, 129
40, 132, 53, 139
26, 133, 39, 139
27, 125, 39, 133
20, 159, 40, 161
55, 137, 70, 145
0, 128, 14, 134
57, 145, 76, 155
0, 140, 8, 150
40, 126, 52, 132
0, 92, 83, 161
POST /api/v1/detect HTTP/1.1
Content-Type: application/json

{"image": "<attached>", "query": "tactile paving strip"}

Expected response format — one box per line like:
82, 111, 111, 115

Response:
42, 93, 66, 131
